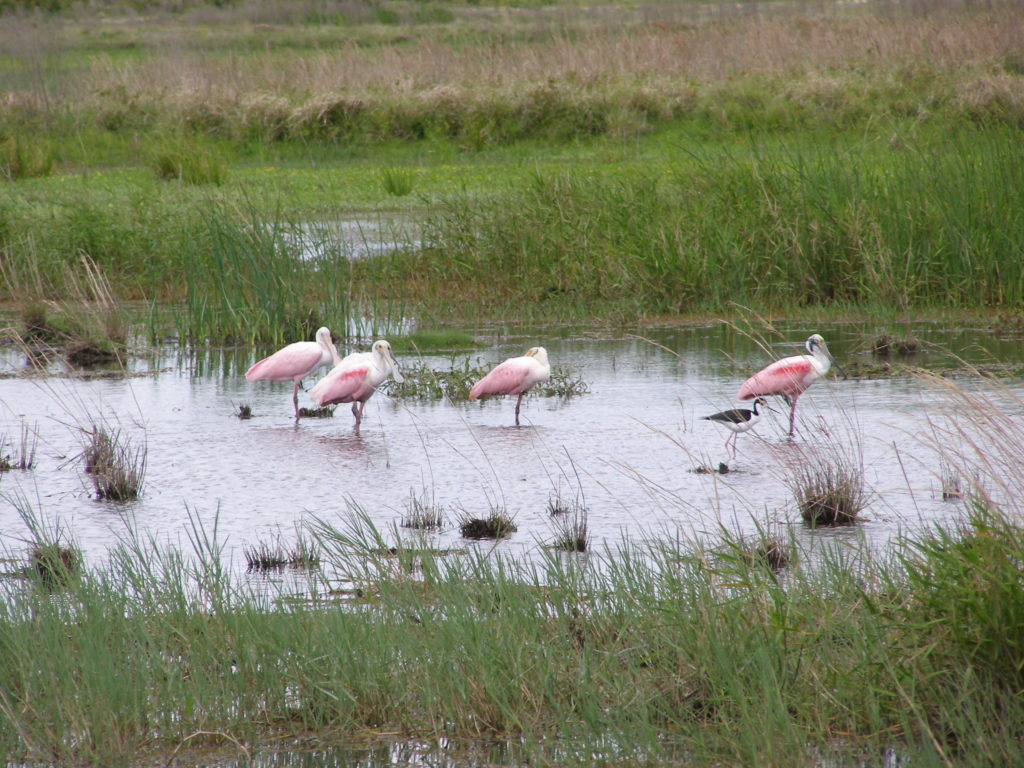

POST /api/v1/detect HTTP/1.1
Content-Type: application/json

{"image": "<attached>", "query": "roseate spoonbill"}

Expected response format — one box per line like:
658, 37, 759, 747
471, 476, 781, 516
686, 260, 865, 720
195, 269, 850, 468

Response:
702, 398, 770, 460
469, 346, 551, 426
245, 327, 341, 419
308, 339, 404, 433
737, 333, 842, 438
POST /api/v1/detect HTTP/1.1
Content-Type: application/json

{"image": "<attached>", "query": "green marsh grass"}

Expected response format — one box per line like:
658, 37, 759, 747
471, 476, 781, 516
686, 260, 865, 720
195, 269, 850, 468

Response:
1, 126, 1022, 328
398, 128, 1024, 319
153, 138, 228, 186
0, 134, 52, 180
380, 167, 414, 197
180, 205, 353, 345
0, 2, 1022, 330
390, 328, 479, 352
7, 496, 1024, 765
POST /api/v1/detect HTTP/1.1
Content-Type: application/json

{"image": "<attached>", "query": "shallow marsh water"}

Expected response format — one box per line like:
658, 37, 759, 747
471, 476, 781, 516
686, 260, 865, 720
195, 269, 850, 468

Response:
1, 321, 1021, 591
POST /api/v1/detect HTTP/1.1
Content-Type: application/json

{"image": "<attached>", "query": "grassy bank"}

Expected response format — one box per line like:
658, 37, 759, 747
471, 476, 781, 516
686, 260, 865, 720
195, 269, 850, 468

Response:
2, 498, 1023, 766
1, 0, 1023, 341
6, 123, 1021, 341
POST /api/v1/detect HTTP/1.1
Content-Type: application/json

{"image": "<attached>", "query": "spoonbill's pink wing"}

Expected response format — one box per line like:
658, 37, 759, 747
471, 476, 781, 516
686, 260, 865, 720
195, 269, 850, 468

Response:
469, 359, 533, 400
737, 356, 814, 400
310, 364, 371, 406
245, 342, 321, 383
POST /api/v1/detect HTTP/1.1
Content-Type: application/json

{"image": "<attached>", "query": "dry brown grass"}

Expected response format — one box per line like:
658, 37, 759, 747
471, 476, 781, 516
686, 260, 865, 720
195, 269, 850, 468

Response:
4, 3, 1022, 129
96, 12, 1022, 93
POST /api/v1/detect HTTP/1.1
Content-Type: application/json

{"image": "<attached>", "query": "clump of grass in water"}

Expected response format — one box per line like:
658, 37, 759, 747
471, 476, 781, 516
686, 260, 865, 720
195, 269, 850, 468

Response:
746, 536, 791, 572
547, 494, 590, 552
3, 253, 126, 363
82, 425, 146, 501
458, 506, 517, 540
385, 359, 588, 401
384, 361, 484, 400
380, 167, 414, 197
401, 489, 445, 530
244, 534, 320, 571
940, 461, 963, 501
693, 462, 730, 475
67, 339, 122, 367
788, 444, 867, 526
872, 333, 920, 357
297, 406, 335, 418
20, 302, 61, 343
11, 499, 82, 590
0, 423, 37, 472
535, 368, 590, 398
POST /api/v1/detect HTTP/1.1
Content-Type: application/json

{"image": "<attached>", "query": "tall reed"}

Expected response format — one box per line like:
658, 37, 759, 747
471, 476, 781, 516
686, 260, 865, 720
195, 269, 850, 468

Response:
178, 204, 358, 345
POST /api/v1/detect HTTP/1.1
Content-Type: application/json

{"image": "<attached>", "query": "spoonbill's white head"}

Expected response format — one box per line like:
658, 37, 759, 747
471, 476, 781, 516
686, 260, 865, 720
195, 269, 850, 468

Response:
373, 339, 404, 383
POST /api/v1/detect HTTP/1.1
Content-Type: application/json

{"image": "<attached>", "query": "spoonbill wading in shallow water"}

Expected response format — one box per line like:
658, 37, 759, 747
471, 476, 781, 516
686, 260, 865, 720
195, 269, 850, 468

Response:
702, 397, 771, 460
245, 326, 341, 419
309, 340, 403, 433
737, 333, 842, 438
469, 346, 551, 426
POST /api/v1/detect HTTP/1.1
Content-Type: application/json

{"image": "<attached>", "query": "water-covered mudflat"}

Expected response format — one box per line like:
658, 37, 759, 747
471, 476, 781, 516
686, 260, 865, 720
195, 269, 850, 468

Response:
2, 322, 1020, 587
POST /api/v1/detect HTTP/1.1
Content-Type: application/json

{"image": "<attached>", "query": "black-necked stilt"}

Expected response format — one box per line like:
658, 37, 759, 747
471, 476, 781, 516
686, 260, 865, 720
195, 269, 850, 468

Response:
737, 333, 844, 437
702, 397, 769, 459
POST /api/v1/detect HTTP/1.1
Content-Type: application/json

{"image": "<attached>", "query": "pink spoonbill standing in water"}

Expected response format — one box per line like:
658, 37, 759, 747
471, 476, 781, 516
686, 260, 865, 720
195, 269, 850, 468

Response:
737, 333, 842, 438
308, 339, 403, 433
469, 346, 551, 426
245, 326, 341, 419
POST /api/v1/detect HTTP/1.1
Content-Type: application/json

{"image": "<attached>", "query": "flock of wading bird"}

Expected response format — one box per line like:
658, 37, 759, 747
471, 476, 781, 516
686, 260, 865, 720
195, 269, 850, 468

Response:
245, 329, 842, 458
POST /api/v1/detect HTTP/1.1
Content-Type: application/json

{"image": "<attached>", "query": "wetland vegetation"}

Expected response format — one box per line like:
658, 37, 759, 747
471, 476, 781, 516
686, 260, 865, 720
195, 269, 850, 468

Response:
2, 0, 1023, 344
2, 0, 1024, 764
4, 485, 1024, 767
